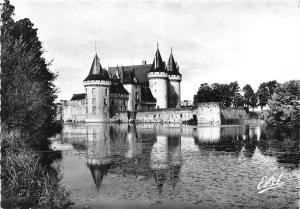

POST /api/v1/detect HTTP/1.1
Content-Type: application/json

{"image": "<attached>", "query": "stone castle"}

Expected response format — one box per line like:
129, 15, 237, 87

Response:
60, 45, 249, 124
61, 45, 183, 122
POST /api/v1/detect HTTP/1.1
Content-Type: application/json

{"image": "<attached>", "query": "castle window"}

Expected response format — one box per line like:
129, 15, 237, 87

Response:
180, 114, 182, 118
92, 98, 96, 105
92, 88, 96, 96
105, 89, 108, 96
104, 98, 107, 105
92, 106, 96, 114
124, 106, 126, 111
112, 100, 114, 105
123, 100, 126, 105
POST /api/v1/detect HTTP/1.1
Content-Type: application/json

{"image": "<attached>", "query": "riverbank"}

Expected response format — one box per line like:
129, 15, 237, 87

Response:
1, 132, 72, 209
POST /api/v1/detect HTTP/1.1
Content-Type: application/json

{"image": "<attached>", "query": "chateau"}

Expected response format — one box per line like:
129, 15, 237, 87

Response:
61, 45, 182, 122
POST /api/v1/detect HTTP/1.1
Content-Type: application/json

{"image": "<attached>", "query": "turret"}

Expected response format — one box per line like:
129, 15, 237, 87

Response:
147, 45, 168, 109
83, 54, 111, 122
167, 48, 182, 108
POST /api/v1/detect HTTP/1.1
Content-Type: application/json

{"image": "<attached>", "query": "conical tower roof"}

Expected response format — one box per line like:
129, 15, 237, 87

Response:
167, 49, 181, 76
84, 54, 110, 81
149, 45, 166, 73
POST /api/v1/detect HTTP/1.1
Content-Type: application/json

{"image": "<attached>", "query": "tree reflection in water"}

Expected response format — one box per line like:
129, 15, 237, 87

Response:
53, 123, 299, 198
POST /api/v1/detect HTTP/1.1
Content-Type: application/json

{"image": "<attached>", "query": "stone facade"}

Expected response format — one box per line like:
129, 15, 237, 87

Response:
197, 103, 221, 125
112, 102, 248, 125
62, 45, 182, 122
60, 46, 247, 125
148, 72, 169, 109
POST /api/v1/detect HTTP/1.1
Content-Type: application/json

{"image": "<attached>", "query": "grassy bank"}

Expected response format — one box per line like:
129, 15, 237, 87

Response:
1, 133, 72, 209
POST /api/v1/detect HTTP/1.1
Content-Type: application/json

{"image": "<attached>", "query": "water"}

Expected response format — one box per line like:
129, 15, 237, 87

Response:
51, 123, 300, 208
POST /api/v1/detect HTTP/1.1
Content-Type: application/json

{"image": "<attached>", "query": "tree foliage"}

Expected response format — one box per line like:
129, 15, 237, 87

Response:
193, 81, 242, 108
266, 80, 300, 127
1, 1, 70, 208
1, 0, 57, 146
256, 80, 279, 109
242, 84, 257, 110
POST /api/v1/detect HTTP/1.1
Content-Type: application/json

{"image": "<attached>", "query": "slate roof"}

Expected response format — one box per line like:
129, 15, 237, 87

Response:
84, 54, 110, 81
71, 93, 86, 101
141, 86, 156, 103
110, 79, 129, 95
108, 64, 152, 85
149, 48, 167, 73
167, 51, 181, 76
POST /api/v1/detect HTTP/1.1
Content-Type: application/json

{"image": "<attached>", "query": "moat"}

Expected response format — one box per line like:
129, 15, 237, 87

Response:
51, 123, 299, 208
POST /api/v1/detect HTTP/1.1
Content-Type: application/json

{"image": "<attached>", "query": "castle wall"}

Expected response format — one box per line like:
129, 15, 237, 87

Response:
148, 72, 168, 109
197, 103, 221, 125
136, 108, 194, 123
123, 84, 141, 111
110, 93, 129, 116
221, 107, 248, 124
62, 99, 86, 122
113, 108, 195, 123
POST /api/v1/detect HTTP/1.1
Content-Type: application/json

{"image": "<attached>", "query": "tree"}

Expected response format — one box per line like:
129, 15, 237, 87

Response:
194, 82, 244, 108
193, 83, 213, 104
256, 80, 279, 109
265, 80, 279, 96
229, 81, 243, 107
266, 80, 300, 127
243, 84, 257, 110
256, 83, 269, 109
232, 93, 244, 107
1, 0, 57, 146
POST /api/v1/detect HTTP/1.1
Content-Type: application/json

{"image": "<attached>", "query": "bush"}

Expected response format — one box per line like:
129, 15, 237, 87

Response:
266, 80, 300, 127
1, 135, 72, 209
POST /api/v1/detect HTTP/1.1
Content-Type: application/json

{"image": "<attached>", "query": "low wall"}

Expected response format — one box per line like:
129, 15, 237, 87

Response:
221, 107, 248, 124
110, 103, 248, 125
135, 108, 195, 123
197, 103, 221, 125
112, 108, 195, 123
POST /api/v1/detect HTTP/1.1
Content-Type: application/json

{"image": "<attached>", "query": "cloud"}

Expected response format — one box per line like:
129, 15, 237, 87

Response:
11, 0, 300, 101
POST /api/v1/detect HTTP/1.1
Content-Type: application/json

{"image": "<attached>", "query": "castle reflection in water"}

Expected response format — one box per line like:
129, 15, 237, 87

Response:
53, 123, 299, 193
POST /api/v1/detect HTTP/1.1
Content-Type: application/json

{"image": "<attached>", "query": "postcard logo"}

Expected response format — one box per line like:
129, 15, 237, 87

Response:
257, 172, 284, 194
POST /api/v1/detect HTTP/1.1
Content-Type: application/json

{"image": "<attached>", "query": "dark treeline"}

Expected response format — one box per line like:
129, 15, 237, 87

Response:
193, 81, 279, 110
193, 80, 300, 127
1, 0, 71, 208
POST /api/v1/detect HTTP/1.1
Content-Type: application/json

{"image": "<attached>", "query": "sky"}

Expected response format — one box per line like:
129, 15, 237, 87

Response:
11, 0, 300, 101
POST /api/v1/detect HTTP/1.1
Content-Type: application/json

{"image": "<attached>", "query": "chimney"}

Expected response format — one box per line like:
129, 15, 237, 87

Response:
142, 60, 147, 65
121, 67, 124, 82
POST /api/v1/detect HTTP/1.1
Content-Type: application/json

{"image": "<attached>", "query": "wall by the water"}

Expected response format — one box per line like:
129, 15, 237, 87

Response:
197, 103, 221, 125
221, 107, 248, 124
135, 108, 195, 123
63, 101, 249, 125
62, 100, 86, 122
112, 108, 195, 123
112, 102, 248, 125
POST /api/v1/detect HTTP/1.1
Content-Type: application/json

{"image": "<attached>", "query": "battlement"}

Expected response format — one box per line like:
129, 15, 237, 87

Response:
83, 80, 111, 87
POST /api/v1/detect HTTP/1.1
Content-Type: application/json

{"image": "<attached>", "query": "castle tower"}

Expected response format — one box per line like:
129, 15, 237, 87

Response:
167, 48, 182, 108
120, 67, 141, 111
147, 45, 168, 109
83, 54, 111, 122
